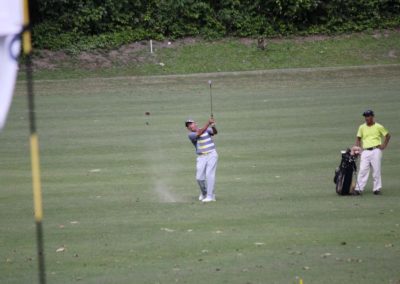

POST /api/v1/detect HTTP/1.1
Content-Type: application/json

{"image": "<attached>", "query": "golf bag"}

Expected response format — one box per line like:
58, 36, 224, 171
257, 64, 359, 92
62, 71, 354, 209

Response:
333, 149, 358, 195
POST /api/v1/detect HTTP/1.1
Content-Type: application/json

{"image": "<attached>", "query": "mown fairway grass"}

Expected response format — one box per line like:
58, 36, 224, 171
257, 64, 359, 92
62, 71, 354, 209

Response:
1, 65, 400, 283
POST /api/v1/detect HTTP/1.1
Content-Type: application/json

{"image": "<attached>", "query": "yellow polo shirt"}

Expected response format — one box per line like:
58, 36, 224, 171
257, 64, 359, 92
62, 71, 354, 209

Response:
357, 123, 389, 149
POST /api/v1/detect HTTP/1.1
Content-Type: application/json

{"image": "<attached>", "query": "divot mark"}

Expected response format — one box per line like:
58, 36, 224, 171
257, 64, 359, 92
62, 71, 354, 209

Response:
161, 228, 175, 233
56, 247, 65, 253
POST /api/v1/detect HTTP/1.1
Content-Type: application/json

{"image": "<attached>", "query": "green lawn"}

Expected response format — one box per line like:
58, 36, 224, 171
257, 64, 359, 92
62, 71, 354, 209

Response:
26, 30, 400, 80
1, 65, 400, 283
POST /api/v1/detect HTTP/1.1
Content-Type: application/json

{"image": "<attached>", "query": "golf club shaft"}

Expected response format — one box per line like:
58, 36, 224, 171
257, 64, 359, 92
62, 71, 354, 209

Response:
209, 84, 213, 118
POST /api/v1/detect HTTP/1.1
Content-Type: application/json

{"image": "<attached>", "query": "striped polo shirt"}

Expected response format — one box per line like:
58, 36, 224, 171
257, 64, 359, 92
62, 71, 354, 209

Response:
188, 128, 216, 155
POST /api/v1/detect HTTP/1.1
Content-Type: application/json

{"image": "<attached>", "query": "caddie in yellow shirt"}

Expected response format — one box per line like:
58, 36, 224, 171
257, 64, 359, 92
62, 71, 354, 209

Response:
354, 110, 391, 195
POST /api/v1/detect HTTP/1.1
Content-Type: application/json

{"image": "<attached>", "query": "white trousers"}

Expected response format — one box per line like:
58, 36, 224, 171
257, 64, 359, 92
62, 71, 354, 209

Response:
355, 148, 382, 192
196, 150, 218, 198
0, 34, 20, 130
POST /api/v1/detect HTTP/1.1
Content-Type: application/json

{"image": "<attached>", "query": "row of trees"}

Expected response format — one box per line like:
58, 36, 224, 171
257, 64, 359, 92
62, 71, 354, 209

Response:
31, 0, 400, 50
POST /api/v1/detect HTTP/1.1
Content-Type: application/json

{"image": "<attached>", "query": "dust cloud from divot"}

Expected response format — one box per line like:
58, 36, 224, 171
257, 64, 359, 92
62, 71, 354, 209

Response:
144, 124, 183, 203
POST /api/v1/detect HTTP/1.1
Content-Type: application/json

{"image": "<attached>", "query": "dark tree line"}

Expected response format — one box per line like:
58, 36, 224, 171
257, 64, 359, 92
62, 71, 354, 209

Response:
30, 0, 400, 50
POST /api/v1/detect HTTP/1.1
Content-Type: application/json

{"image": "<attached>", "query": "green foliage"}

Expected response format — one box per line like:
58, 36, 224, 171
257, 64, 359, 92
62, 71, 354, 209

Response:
32, 0, 400, 51
33, 25, 154, 52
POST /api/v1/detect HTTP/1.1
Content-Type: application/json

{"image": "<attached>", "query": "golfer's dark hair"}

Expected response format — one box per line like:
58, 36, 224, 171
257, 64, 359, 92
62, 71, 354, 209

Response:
185, 121, 193, 127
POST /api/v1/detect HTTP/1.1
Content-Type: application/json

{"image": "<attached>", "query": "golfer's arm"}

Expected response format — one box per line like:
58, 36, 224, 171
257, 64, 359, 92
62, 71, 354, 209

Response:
355, 137, 362, 147
382, 133, 391, 148
196, 122, 211, 137
211, 126, 218, 135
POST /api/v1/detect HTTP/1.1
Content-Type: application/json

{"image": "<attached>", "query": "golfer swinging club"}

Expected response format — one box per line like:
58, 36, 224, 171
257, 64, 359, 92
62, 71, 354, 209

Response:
354, 110, 391, 195
185, 117, 218, 202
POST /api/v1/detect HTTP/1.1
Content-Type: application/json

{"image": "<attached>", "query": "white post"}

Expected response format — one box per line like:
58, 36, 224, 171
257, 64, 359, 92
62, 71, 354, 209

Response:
150, 40, 153, 53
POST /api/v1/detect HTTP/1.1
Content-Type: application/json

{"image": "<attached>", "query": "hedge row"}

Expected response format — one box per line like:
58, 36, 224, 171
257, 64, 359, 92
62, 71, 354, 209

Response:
32, 0, 400, 51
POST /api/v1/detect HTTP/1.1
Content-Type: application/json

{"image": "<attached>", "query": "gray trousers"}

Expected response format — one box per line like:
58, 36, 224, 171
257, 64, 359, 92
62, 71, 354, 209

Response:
196, 150, 218, 198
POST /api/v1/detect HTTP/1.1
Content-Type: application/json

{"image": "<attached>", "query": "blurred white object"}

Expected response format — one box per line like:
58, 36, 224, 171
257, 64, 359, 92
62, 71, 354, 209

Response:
0, 0, 23, 36
0, 0, 23, 131
351, 146, 362, 156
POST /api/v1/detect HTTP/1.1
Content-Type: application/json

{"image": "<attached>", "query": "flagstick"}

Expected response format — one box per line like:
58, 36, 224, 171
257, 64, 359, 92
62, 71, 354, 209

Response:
23, 0, 46, 283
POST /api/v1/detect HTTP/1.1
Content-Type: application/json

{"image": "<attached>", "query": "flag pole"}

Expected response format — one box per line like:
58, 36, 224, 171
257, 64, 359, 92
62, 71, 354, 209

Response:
23, 0, 46, 283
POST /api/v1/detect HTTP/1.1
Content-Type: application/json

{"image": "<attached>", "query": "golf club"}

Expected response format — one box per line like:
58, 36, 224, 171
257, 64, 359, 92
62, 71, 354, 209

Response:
208, 80, 213, 118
